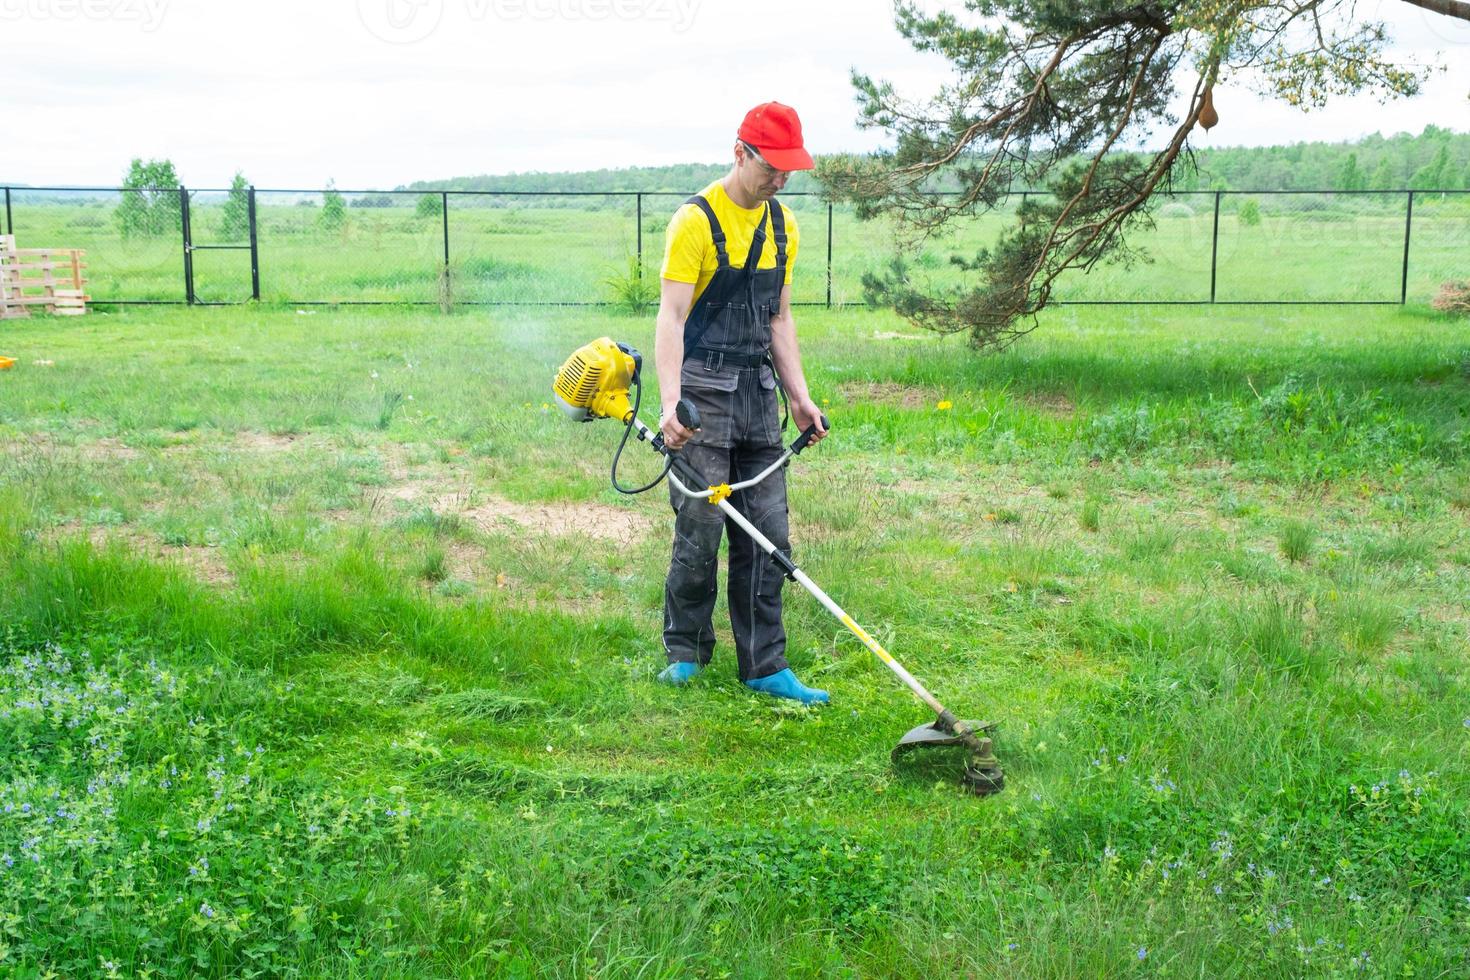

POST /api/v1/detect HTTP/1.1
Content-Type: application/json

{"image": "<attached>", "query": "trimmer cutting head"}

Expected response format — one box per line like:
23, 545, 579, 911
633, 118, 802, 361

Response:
892, 714, 1004, 796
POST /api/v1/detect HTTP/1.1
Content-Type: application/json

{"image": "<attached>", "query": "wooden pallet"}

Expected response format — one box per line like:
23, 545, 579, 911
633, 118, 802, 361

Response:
1, 235, 90, 318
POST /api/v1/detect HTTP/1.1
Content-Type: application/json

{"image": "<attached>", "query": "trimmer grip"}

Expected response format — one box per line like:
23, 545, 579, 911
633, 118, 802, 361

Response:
676, 398, 701, 432
791, 414, 830, 455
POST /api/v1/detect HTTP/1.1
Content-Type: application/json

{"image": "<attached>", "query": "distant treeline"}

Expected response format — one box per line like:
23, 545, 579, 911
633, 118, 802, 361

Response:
398, 162, 810, 195
6, 127, 1466, 205
1172, 125, 1470, 192
399, 126, 1470, 196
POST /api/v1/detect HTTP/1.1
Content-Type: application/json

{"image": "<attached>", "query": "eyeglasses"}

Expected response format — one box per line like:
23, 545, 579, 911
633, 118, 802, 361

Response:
740, 140, 790, 179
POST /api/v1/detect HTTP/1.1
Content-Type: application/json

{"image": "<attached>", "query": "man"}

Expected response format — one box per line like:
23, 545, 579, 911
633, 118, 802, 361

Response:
653, 101, 829, 705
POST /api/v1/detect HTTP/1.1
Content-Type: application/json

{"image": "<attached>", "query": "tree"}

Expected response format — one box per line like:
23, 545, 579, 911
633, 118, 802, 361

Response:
221, 171, 250, 241
1336, 153, 1365, 191
416, 192, 444, 218
319, 180, 347, 231
115, 158, 182, 239
1409, 144, 1452, 190
1369, 158, 1396, 191
1238, 198, 1261, 226
819, 0, 1470, 348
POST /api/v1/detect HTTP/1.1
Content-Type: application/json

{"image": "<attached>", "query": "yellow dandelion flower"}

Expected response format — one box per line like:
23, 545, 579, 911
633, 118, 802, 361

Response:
937, 400, 953, 411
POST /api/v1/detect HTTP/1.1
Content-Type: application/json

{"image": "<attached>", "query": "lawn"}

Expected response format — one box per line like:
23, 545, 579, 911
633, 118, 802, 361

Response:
0, 302, 1468, 977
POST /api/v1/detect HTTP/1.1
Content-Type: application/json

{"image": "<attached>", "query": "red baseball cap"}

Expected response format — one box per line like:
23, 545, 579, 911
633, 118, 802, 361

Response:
737, 102, 814, 172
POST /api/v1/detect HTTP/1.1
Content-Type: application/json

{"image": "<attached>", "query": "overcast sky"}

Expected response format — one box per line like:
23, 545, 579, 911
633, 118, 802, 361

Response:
4, 0, 1468, 189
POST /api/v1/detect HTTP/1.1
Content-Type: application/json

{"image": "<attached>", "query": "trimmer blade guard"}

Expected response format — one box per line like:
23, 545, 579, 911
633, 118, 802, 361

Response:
891, 718, 1005, 796
892, 719, 996, 754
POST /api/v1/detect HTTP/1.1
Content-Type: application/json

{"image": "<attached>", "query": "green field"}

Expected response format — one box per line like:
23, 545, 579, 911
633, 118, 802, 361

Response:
7, 190, 1467, 307
1, 303, 1469, 976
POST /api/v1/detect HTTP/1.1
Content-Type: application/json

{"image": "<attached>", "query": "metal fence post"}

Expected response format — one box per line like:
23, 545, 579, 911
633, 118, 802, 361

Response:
1209, 190, 1222, 303
1400, 190, 1414, 305
826, 200, 833, 309
179, 186, 195, 305
4, 187, 11, 236
636, 192, 643, 277
440, 191, 451, 313
247, 186, 260, 301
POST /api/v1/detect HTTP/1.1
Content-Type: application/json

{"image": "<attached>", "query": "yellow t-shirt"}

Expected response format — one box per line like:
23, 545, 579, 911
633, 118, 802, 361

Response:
660, 180, 800, 305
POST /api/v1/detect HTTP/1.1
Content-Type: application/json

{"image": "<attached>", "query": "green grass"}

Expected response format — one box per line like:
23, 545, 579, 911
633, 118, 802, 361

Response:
0, 302, 1468, 976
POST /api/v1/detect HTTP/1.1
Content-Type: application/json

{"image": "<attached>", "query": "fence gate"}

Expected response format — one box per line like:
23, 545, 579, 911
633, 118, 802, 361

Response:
181, 186, 260, 305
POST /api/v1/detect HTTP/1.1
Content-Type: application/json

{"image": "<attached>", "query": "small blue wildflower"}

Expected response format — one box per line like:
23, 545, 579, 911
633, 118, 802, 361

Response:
199, 902, 215, 919
1137, 947, 1147, 961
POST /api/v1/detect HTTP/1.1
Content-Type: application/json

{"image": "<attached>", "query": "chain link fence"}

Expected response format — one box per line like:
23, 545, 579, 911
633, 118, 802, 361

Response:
4, 185, 1466, 309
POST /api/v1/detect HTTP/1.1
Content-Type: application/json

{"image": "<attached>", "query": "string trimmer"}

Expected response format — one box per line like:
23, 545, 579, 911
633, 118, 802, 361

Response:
552, 337, 1004, 795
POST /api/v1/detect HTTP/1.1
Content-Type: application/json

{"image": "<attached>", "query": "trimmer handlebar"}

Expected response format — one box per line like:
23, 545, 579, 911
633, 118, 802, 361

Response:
670, 401, 829, 457
675, 398, 701, 433
790, 415, 830, 456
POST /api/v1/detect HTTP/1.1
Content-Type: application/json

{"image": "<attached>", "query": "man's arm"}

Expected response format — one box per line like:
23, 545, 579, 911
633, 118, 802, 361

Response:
654, 276, 697, 450
769, 284, 827, 445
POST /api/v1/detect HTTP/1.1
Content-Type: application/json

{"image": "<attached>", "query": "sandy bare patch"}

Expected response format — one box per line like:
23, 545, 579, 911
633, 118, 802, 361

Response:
85, 437, 143, 461
232, 431, 302, 453
1, 433, 142, 462
1020, 391, 1077, 418
837, 381, 943, 410
872, 330, 932, 341
384, 482, 651, 547
445, 540, 487, 582
463, 498, 649, 547
41, 524, 236, 587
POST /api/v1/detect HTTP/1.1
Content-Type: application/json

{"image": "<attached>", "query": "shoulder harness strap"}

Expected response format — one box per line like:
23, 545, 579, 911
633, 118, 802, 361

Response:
769, 198, 787, 271
684, 195, 729, 269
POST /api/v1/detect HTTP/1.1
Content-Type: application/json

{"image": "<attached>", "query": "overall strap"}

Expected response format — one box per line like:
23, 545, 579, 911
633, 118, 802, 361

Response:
684, 195, 729, 269
768, 198, 787, 272
741, 204, 769, 272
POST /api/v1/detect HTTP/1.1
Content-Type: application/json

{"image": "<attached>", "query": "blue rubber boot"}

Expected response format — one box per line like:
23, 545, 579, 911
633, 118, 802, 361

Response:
657, 661, 702, 686
744, 668, 829, 705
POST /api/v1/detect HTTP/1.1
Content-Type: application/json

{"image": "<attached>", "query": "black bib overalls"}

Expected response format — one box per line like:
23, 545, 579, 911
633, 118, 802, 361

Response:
663, 195, 792, 681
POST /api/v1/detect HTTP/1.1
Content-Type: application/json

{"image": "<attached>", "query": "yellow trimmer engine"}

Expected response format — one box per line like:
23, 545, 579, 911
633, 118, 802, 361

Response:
553, 336, 637, 423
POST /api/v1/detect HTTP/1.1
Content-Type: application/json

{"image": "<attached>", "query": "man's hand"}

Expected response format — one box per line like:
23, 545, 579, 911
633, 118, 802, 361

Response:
661, 403, 697, 451
791, 398, 827, 446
